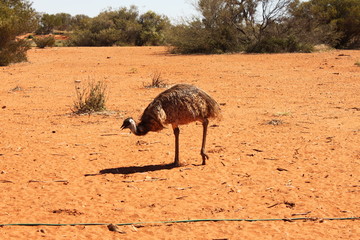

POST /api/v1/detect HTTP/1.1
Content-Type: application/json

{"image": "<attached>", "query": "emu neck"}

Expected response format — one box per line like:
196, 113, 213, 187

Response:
130, 121, 149, 136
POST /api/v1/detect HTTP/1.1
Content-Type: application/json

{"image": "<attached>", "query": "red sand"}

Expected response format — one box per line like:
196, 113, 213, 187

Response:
0, 47, 359, 239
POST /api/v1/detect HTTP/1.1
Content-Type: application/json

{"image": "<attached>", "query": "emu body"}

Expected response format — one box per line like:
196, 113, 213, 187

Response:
121, 84, 220, 166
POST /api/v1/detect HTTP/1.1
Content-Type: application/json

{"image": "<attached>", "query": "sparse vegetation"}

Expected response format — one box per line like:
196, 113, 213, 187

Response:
1, 0, 359, 61
10, 86, 23, 92
33, 36, 55, 48
355, 61, 360, 67
144, 71, 168, 88
168, 0, 295, 54
169, 0, 360, 54
72, 80, 108, 114
266, 119, 284, 126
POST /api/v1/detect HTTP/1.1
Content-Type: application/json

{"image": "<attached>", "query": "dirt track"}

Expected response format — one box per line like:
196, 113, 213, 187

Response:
0, 47, 359, 239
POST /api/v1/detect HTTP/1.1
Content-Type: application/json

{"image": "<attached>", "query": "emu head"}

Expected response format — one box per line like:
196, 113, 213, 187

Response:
121, 117, 136, 131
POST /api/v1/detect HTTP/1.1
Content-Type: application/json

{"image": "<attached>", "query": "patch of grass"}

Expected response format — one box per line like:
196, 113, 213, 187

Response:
72, 80, 108, 114
144, 71, 168, 88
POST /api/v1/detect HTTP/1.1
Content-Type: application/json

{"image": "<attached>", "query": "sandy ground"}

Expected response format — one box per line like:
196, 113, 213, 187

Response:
0, 46, 359, 239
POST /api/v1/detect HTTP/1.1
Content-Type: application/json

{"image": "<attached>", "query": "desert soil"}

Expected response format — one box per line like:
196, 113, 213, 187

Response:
0, 47, 359, 239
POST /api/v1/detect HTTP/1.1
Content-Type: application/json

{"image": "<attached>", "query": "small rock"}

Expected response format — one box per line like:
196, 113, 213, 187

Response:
107, 224, 126, 234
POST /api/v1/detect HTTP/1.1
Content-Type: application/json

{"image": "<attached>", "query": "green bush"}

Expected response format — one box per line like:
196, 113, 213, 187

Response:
0, 0, 37, 66
167, 22, 210, 54
69, 7, 169, 47
0, 40, 30, 66
246, 36, 313, 53
68, 30, 94, 46
168, 20, 241, 54
33, 36, 56, 48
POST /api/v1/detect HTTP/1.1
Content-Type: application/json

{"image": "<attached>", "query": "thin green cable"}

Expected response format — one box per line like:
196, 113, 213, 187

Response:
1, 217, 359, 227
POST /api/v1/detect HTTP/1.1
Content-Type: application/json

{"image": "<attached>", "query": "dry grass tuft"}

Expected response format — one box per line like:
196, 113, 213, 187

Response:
10, 86, 23, 92
266, 119, 284, 125
72, 80, 108, 114
144, 71, 168, 88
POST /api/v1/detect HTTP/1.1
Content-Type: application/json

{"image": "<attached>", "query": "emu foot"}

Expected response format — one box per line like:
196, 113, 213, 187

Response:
201, 153, 209, 165
173, 159, 180, 167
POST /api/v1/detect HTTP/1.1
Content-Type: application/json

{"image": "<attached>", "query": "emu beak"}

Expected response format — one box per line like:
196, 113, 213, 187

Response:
120, 124, 125, 130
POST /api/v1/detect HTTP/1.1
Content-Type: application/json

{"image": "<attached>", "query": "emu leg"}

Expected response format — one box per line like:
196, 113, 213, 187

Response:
173, 126, 180, 167
201, 119, 209, 165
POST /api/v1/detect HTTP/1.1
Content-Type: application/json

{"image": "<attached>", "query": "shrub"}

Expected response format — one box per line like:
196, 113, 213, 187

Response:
168, 20, 242, 54
144, 71, 168, 88
167, 23, 206, 54
68, 30, 95, 46
33, 36, 56, 48
69, 7, 142, 46
69, 7, 169, 47
72, 80, 108, 114
0, 0, 37, 66
246, 36, 313, 53
0, 40, 30, 66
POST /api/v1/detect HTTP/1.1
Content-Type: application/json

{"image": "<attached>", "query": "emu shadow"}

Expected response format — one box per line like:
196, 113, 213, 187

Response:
98, 163, 177, 175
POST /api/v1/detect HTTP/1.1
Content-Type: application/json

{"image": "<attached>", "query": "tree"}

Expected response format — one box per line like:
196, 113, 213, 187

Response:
36, 13, 74, 34
137, 11, 170, 46
169, 0, 297, 53
55, 13, 73, 31
245, 0, 314, 53
71, 14, 91, 30
168, 0, 250, 54
70, 6, 170, 47
253, 0, 293, 40
0, 0, 37, 66
70, 6, 142, 46
36, 13, 59, 34
289, 0, 360, 48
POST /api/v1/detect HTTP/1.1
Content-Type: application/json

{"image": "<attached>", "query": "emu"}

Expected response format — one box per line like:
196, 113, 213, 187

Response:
121, 84, 221, 167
